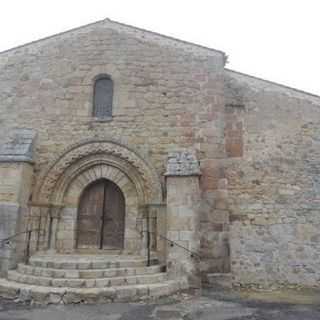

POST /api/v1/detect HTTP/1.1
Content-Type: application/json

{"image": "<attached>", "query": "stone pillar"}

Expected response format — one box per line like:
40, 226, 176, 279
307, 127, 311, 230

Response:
48, 207, 63, 251
0, 129, 36, 275
165, 151, 201, 288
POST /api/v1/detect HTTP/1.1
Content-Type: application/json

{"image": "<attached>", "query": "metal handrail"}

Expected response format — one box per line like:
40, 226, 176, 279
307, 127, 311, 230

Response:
0, 229, 41, 244
0, 228, 43, 264
137, 215, 201, 267
158, 232, 201, 260
140, 230, 201, 263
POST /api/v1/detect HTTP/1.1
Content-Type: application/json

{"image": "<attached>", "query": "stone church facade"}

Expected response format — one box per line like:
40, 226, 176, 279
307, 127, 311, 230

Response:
0, 19, 319, 302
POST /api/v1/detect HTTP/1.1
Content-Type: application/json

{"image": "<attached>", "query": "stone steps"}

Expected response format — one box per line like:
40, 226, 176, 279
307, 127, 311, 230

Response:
17, 263, 162, 279
8, 270, 167, 288
0, 253, 188, 304
30, 253, 146, 260
0, 278, 188, 304
29, 254, 153, 269
204, 273, 232, 289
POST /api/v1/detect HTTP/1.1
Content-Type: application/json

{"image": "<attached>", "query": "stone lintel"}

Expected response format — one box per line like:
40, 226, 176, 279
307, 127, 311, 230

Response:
165, 151, 201, 177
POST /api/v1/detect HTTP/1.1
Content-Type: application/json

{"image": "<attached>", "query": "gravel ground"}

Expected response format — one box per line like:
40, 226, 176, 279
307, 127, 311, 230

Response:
0, 288, 319, 320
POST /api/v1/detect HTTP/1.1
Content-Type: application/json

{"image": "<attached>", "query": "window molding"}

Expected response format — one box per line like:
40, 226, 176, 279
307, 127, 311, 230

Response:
92, 74, 113, 119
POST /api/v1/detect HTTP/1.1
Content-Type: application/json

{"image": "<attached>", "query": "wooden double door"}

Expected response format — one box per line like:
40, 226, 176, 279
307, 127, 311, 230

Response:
76, 179, 125, 249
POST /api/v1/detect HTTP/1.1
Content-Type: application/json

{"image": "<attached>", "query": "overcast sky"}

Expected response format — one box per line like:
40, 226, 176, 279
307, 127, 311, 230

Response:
1, 0, 319, 96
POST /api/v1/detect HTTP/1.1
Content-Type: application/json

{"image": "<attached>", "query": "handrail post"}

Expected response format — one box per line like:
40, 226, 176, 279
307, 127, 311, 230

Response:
146, 213, 151, 267
25, 230, 32, 265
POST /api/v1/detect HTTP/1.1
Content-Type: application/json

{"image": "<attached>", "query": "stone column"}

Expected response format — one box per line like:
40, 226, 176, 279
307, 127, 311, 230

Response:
0, 129, 36, 275
165, 151, 201, 288
47, 206, 63, 251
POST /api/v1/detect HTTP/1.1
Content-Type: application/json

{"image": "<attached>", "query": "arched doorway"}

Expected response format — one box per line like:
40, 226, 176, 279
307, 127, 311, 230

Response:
76, 179, 125, 249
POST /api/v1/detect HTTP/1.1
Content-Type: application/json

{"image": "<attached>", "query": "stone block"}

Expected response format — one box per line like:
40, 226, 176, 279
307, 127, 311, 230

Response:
165, 151, 201, 176
148, 283, 169, 297
63, 291, 82, 304
116, 286, 137, 301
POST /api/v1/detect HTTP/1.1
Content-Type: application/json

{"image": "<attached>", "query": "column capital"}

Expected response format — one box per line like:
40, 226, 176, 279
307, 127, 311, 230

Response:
0, 129, 37, 164
165, 150, 201, 177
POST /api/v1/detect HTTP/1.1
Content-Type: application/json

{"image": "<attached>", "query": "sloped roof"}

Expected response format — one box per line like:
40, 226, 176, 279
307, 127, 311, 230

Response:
0, 18, 226, 60
226, 68, 320, 101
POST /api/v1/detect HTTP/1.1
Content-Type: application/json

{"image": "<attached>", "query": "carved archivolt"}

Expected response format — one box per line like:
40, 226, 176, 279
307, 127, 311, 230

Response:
62, 162, 139, 209
35, 139, 163, 205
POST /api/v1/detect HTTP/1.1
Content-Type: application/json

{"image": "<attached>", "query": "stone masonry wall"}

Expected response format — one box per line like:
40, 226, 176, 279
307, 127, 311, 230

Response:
0, 20, 226, 273
225, 69, 320, 288
1, 18, 319, 288
0, 162, 33, 275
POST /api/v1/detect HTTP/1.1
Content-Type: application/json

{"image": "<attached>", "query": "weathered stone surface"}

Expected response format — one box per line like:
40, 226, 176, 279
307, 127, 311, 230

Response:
0, 129, 36, 163
166, 172, 201, 287
2, 287, 320, 320
0, 277, 185, 304
18, 288, 31, 302
0, 19, 226, 285
0, 252, 185, 304
204, 273, 232, 289
0, 163, 34, 275
165, 151, 201, 176
62, 291, 82, 304
48, 292, 62, 304
0, 18, 320, 293
225, 70, 320, 289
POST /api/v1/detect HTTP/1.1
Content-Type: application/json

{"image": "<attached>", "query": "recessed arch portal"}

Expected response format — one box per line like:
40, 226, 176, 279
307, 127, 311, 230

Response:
33, 139, 163, 254
60, 163, 140, 253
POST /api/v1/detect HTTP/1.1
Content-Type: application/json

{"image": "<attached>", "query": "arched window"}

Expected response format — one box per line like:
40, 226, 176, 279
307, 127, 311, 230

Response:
93, 75, 113, 118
